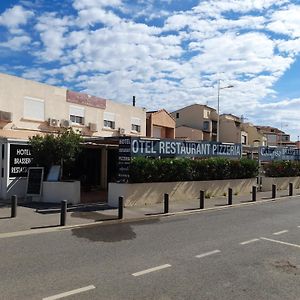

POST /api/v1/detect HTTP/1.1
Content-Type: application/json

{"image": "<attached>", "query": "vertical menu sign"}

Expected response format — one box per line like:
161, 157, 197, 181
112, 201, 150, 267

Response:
118, 137, 132, 182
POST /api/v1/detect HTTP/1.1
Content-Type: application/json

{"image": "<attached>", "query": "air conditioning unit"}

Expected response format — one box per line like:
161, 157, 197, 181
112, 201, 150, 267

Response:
89, 122, 98, 132
0, 110, 12, 122
118, 127, 125, 135
48, 118, 59, 127
60, 119, 71, 128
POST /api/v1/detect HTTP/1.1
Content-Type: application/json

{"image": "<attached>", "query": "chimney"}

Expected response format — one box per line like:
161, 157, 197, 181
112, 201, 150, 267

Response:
133, 96, 136, 107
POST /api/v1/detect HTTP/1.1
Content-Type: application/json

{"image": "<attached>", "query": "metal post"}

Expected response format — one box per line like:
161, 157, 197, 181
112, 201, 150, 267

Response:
217, 80, 220, 142
60, 200, 67, 226
228, 188, 233, 205
118, 196, 124, 219
200, 190, 205, 209
289, 182, 293, 196
252, 186, 257, 202
272, 184, 277, 199
11, 195, 17, 218
164, 193, 169, 214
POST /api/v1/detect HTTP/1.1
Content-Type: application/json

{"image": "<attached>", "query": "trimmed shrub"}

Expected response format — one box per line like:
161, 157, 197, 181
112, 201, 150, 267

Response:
129, 157, 258, 183
263, 161, 300, 177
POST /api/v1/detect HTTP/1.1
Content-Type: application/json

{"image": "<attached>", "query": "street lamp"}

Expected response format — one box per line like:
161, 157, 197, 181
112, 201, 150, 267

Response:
217, 80, 234, 142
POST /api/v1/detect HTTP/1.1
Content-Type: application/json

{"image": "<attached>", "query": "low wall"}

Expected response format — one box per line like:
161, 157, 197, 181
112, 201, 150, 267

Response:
108, 178, 256, 207
42, 181, 81, 204
261, 177, 300, 192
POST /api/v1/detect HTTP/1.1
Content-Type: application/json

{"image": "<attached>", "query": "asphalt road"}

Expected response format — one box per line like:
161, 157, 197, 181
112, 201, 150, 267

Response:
1, 196, 300, 300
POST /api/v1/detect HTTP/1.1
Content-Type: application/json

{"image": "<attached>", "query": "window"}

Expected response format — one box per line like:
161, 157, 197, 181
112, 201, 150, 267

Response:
242, 135, 247, 145
69, 105, 85, 125
103, 112, 116, 129
176, 113, 179, 119
203, 121, 210, 131
203, 109, 210, 118
23, 97, 45, 121
131, 117, 141, 132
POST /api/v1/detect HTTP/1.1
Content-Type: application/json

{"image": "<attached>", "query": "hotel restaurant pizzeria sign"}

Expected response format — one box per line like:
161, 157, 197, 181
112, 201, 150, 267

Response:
118, 137, 242, 182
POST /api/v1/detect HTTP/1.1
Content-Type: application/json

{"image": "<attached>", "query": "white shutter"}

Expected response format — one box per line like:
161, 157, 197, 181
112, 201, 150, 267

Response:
131, 117, 141, 126
23, 97, 45, 121
104, 112, 115, 122
69, 105, 84, 117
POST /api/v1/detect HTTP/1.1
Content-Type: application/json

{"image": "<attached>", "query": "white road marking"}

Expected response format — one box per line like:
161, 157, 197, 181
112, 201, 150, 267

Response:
240, 238, 260, 245
260, 237, 300, 249
132, 264, 171, 277
195, 249, 221, 258
43, 285, 95, 300
273, 230, 288, 235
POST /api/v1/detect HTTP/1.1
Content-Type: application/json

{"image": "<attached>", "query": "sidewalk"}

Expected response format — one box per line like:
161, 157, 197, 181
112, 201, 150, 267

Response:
0, 188, 299, 235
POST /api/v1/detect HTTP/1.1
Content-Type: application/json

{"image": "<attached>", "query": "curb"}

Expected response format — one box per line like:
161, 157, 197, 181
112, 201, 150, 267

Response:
0, 194, 298, 239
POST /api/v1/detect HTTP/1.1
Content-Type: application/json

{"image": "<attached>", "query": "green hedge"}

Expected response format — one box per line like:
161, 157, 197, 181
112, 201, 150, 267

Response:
129, 157, 259, 183
263, 161, 300, 177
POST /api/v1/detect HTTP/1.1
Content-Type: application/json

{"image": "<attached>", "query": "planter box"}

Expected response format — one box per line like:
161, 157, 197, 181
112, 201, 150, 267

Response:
261, 177, 300, 192
42, 181, 80, 204
108, 178, 256, 207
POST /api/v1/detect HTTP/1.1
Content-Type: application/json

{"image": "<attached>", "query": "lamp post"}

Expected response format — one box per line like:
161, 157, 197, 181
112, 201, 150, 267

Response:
217, 80, 234, 142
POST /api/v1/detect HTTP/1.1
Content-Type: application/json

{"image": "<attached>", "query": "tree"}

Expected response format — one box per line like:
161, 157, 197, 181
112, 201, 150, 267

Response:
29, 129, 83, 179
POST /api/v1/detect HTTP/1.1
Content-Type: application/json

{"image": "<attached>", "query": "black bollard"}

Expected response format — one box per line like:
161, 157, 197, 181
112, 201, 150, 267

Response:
200, 190, 205, 209
289, 182, 293, 196
272, 184, 277, 199
118, 196, 124, 219
228, 188, 233, 205
60, 200, 67, 226
252, 186, 257, 202
11, 195, 17, 218
164, 193, 169, 214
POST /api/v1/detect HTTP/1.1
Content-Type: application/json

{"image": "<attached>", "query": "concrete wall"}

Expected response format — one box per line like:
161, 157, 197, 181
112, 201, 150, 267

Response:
108, 178, 256, 207
0, 72, 146, 139
261, 177, 300, 192
175, 126, 203, 140
42, 181, 80, 204
219, 116, 242, 143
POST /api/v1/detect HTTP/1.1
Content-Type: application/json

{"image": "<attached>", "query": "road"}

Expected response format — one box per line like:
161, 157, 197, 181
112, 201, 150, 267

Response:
1, 197, 300, 299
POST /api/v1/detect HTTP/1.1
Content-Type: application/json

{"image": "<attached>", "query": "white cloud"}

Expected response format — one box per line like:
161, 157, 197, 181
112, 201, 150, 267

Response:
2, 0, 298, 140
73, 0, 123, 10
0, 5, 33, 32
267, 5, 300, 38
0, 35, 31, 50
34, 13, 73, 61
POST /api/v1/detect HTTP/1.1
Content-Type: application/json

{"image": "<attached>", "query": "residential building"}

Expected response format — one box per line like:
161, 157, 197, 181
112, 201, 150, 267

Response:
219, 114, 246, 144
242, 122, 267, 147
0, 72, 146, 201
0, 73, 146, 140
146, 109, 175, 138
171, 104, 218, 141
256, 126, 294, 147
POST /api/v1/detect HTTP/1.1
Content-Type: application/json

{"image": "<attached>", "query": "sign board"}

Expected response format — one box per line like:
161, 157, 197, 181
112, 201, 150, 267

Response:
116, 137, 242, 182
26, 167, 44, 196
130, 138, 242, 159
47, 165, 61, 181
258, 146, 300, 162
117, 137, 132, 182
9, 144, 34, 177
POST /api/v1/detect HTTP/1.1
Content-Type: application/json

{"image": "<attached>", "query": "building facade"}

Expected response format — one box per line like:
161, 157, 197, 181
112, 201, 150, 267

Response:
171, 104, 218, 141
0, 72, 146, 201
256, 126, 294, 147
146, 109, 175, 138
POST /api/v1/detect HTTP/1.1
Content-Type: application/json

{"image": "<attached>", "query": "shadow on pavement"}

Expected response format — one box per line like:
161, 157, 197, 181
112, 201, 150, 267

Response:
71, 218, 160, 242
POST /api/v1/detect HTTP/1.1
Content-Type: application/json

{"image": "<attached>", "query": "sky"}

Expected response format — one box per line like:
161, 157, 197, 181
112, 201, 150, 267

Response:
1, 0, 300, 140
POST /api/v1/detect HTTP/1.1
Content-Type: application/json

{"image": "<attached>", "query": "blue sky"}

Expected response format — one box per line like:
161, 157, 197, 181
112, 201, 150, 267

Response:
1, 0, 300, 139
